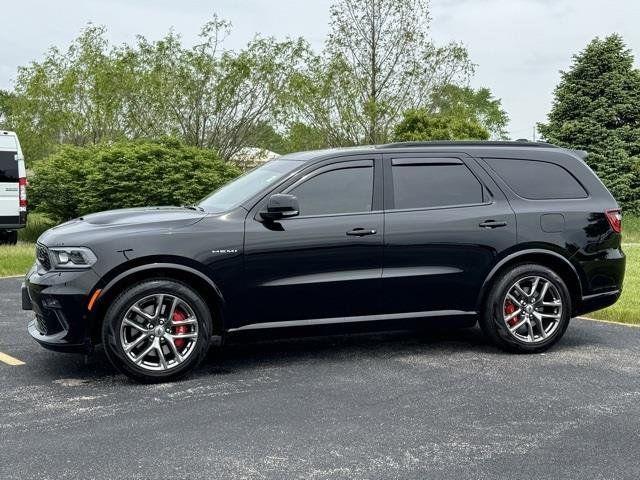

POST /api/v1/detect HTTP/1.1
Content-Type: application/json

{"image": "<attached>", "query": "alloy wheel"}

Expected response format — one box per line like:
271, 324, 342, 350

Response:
502, 276, 562, 344
119, 294, 199, 371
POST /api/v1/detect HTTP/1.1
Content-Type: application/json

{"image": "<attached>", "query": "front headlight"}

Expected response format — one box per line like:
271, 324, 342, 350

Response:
49, 247, 98, 270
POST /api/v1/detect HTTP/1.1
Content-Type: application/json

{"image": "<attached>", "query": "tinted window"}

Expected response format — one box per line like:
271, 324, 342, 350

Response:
0, 151, 18, 183
486, 158, 587, 200
392, 163, 483, 209
290, 166, 373, 216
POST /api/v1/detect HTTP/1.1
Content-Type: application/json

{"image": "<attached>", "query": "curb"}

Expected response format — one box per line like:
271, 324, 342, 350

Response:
577, 316, 640, 328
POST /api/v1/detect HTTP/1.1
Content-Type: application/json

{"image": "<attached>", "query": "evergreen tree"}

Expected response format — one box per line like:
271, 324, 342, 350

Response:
538, 34, 640, 212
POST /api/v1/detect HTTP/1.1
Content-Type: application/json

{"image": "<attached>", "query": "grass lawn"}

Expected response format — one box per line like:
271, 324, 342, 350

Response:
0, 242, 34, 277
590, 244, 639, 325
622, 214, 640, 244
589, 215, 640, 325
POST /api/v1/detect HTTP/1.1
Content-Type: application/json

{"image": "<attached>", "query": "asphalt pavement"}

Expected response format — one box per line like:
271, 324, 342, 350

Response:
0, 276, 639, 480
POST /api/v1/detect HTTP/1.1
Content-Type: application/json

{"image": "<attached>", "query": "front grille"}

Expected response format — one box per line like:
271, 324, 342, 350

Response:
36, 243, 51, 270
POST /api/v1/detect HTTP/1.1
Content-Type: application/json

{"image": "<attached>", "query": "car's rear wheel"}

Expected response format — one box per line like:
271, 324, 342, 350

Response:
102, 279, 213, 382
480, 264, 571, 352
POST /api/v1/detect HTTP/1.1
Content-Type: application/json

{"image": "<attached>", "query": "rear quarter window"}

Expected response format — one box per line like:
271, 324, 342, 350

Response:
485, 158, 587, 200
0, 151, 19, 182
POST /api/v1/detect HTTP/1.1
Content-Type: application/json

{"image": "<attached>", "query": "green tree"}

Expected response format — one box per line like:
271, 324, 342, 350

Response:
538, 34, 640, 211
29, 139, 240, 221
125, 19, 310, 160
5, 20, 309, 163
252, 121, 329, 154
393, 108, 489, 141
8, 26, 131, 163
428, 85, 508, 139
290, 0, 474, 145
0, 90, 14, 128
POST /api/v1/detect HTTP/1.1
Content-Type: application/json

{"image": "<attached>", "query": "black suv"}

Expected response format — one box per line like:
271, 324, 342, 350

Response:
22, 141, 625, 382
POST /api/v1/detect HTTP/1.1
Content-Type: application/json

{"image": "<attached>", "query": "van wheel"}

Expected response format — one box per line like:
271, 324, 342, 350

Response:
0, 231, 17, 245
480, 264, 571, 353
102, 279, 213, 382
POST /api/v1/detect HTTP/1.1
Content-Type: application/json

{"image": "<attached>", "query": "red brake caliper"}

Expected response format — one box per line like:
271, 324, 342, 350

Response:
504, 300, 518, 326
172, 309, 188, 349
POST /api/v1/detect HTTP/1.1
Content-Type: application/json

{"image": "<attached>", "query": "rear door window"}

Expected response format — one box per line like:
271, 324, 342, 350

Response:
485, 158, 587, 199
0, 151, 18, 182
391, 161, 484, 209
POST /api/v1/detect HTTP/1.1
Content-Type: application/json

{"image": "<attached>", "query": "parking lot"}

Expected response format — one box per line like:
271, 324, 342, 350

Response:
1, 276, 639, 479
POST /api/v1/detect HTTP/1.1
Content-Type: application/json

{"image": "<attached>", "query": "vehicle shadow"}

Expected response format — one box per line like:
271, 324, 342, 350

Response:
31, 318, 600, 384
195, 318, 599, 378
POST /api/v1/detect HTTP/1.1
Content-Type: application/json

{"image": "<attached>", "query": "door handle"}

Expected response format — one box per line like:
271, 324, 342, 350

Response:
346, 228, 377, 236
479, 220, 507, 229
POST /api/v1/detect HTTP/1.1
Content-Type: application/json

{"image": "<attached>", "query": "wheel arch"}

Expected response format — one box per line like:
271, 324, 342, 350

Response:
89, 261, 225, 344
477, 249, 583, 316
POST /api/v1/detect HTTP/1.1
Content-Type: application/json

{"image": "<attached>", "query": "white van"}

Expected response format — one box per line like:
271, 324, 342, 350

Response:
0, 131, 27, 244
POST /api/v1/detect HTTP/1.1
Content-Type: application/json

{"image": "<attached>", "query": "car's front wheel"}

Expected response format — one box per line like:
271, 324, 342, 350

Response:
480, 264, 572, 353
102, 279, 213, 382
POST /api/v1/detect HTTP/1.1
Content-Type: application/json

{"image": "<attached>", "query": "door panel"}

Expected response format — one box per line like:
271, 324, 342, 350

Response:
244, 212, 383, 324
242, 156, 383, 326
382, 153, 516, 314
0, 151, 19, 218
0, 183, 19, 218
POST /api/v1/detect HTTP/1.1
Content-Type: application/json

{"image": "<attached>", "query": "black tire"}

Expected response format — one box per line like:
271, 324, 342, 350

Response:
102, 278, 213, 382
480, 264, 572, 353
0, 231, 17, 245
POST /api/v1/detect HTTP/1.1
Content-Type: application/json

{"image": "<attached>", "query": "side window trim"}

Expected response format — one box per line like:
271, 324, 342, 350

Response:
283, 159, 376, 218
391, 157, 463, 166
383, 153, 490, 212
284, 159, 373, 193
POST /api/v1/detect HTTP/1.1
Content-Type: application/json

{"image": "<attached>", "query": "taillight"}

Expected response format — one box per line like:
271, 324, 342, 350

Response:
605, 209, 622, 233
19, 177, 27, 210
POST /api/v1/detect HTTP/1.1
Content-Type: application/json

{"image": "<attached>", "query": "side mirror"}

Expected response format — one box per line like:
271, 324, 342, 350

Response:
260, 194, 300, 221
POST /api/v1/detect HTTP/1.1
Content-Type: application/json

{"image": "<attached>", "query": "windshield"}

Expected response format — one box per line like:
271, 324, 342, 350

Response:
199, 159, 301, 213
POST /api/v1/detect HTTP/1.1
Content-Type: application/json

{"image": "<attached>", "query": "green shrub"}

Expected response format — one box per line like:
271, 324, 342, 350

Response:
29, 139, 241, 222
18, 212, 58, 243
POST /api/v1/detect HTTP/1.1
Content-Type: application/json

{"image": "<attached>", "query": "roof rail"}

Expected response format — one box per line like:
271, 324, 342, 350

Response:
377, 140, 558, 149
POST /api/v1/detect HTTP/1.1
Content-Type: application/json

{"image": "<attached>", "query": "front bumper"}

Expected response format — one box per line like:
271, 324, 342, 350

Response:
23, 265, 101, 353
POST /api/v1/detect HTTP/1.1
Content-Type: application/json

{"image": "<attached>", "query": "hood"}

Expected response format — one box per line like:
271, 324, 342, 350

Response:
79, 206, 205, 226
39, 206, 207, 247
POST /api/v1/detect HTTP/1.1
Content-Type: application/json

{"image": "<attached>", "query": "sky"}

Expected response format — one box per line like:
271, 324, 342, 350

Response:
1, 0, 639, 140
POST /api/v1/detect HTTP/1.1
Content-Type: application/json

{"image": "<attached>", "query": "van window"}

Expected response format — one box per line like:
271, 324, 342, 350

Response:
0, 151, 18, 182
0, 135, 18, 150
486, 158, 587, 200
391, 163, 483, 209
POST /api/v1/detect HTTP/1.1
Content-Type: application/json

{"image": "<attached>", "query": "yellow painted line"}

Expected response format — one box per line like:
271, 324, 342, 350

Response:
0, 351, 25, 366
578, 317, 640, 328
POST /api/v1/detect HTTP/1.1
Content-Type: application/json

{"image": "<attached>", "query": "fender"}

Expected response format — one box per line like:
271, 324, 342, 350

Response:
98, 262, 225, 307
477, 248, 583, 310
